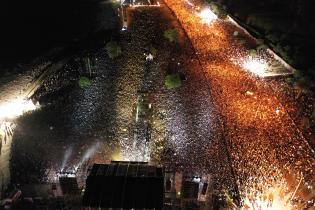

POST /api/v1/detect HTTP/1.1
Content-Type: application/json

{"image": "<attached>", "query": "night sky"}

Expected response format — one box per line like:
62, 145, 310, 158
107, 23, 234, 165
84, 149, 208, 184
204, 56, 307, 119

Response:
0, 0, 100, 66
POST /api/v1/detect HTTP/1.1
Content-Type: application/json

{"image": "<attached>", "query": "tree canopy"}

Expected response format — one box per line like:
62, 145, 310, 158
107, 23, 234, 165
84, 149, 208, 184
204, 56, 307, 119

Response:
79, 76, 91, 88
165, 73, 182, 89
106, 41, 122, 59
164, 29, 179, 43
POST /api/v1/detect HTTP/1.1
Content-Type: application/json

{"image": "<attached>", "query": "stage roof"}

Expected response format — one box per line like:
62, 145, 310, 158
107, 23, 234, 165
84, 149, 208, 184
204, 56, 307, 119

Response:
82, 161, 164, 209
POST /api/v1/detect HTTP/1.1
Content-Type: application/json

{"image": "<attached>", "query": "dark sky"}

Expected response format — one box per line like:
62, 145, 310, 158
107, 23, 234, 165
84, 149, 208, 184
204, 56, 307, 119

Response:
0, 0, 99, 66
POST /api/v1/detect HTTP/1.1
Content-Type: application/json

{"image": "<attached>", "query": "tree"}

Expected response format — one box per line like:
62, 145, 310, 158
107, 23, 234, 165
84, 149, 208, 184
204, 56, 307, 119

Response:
164, 29, 179, 43
79, 76, 91, 88
165, 73, 182, 89
106, 41, 122, 59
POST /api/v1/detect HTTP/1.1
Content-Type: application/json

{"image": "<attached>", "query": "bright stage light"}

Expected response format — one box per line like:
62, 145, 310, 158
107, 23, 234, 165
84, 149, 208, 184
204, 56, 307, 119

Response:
0, 98, 39, 120
242, 57, 269, 77
198, 8, 217, 25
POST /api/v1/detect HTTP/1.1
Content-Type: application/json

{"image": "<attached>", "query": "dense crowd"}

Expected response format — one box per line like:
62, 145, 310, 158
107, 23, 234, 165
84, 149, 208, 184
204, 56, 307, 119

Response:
144, 2, 241, 201
162, 0, 315, 208
2, 0, 314, 209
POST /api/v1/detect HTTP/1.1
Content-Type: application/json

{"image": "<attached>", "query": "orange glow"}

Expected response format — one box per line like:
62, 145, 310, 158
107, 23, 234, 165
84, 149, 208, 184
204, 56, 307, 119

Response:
162, 0, 315, 208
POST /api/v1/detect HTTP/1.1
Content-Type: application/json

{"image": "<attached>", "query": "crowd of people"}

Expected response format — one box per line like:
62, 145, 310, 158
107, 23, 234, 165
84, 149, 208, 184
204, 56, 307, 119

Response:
162, 0, 315, 208
144, 2, 242, 203
2, 0, 314, 208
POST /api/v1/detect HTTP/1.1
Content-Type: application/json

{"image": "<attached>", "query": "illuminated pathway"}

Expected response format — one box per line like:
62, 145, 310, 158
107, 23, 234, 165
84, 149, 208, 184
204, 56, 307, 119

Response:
162, 0, 315, 209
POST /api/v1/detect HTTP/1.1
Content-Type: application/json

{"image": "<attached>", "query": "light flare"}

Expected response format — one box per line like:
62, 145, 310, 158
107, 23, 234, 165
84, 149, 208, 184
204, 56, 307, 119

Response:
0, 98, 39, 120
77, 141, 101, 168
198, 8, 217, 25
60, 146, 74, 172
242, 57, 269, 77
